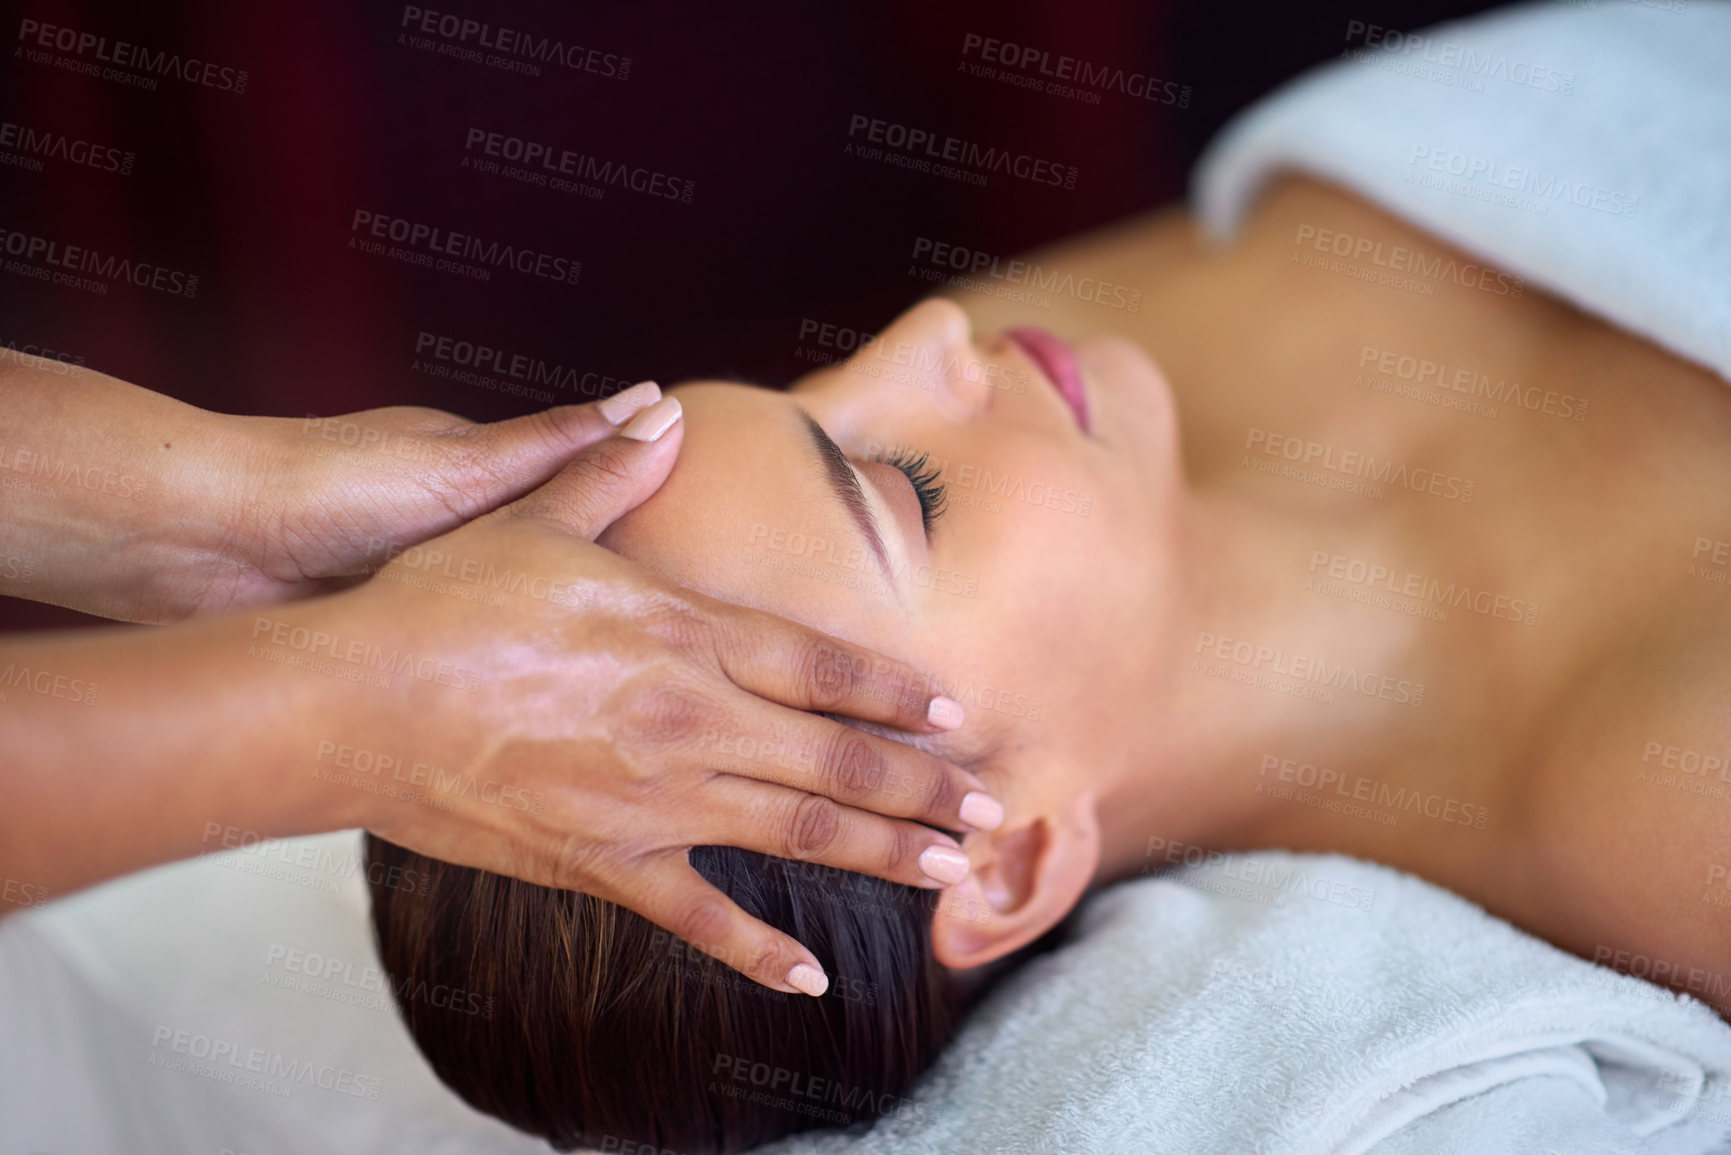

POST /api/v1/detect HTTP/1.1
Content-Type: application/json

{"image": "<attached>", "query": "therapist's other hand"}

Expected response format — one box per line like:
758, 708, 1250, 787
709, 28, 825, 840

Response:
314, 399, 995, 997
170, 383, 670, 621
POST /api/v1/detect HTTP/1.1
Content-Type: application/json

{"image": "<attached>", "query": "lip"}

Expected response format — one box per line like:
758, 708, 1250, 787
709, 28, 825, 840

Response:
1005, 326, 1090, 432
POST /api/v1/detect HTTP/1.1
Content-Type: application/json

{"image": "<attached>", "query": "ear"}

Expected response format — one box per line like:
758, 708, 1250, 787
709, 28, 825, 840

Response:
930, 790, 1100, 969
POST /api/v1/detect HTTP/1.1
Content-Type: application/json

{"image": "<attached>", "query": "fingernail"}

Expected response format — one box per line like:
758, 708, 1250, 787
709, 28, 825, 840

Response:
786, 962, 829, 997
619, 396, 682, 442
959, 791, 1004, 831
918, 844, 970, 886
598, 380, 661, 424
926, 695, 964, 730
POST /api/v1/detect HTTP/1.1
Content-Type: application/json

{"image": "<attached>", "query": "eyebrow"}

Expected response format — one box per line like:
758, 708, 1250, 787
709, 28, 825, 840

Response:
798, 412, 892, 577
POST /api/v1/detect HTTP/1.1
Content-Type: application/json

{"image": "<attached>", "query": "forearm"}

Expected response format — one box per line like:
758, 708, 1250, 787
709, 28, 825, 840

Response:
0, 602, 367, 906
0, 350, 262, 622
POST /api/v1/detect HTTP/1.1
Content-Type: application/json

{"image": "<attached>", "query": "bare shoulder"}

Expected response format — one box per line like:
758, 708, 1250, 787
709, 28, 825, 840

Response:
1507, 603, 1731, 1013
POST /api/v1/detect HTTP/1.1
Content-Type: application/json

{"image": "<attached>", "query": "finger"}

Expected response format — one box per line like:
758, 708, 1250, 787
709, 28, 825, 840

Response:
632, 856, 831, 996
701, 594, 967, 734
417, 382, 665, 518
498, 396, 684, 540
684, 689, 1003, 833
704, 774, 971, 890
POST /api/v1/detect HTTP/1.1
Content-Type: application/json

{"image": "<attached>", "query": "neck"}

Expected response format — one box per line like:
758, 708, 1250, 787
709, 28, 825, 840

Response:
1091, 483, 1461, 885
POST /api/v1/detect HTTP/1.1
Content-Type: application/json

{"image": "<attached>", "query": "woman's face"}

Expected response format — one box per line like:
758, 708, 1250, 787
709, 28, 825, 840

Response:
601, 298, 1185, 949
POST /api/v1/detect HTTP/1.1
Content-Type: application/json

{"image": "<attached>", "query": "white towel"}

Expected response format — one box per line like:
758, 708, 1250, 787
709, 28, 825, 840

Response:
754, 852, 1731, 1155
1192, 0, 1731, 385
6, 839, 1731, 1152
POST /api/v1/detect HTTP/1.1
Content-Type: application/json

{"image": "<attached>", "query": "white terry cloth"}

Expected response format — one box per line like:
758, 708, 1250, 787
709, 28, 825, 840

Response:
7, 840, 1731, 1154
756, 853, 1731, 1155
0, 831, 550, 1155
1191, 1, 1731, 384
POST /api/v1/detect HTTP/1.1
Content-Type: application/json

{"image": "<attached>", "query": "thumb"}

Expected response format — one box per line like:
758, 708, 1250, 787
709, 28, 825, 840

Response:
498, 396, 684, 540
433, 380, 664, 510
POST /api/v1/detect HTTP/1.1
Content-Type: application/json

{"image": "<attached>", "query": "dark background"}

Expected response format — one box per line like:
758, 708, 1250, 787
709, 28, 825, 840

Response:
0, 0, 1501, 631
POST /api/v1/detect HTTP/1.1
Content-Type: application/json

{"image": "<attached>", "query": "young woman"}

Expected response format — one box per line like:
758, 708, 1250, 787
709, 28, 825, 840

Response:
366, 160, 1731, 1149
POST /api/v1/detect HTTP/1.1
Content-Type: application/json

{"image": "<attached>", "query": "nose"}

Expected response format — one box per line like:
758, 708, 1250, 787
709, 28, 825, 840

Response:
870, 298, 994, 421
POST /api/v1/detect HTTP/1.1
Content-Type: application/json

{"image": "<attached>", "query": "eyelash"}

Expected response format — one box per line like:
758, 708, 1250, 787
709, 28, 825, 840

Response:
868, 445, 949, 533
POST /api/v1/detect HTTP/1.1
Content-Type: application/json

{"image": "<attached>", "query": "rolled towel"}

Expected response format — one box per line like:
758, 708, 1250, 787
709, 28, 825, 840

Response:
1192, 0, 1731, 385
754, 852, 1731, 1155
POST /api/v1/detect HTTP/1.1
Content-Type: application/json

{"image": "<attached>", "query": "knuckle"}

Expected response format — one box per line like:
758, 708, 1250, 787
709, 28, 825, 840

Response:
916, 757, 959, 816
646, 598, 720, 658
826, 732, 887, 796
549, 833, 607, 891
749, 940, 787, 983
428, 438, 513, 509
800, 641, 862, 711
786, 794, 842, 859
894, 668, 934, 723
886, 821, 922, 877
618, 680, 711, 755
675, 894, 735, 955
579, 438, 639, 492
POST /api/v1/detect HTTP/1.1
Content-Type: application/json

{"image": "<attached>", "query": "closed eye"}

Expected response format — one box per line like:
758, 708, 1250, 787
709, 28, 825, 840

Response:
867, 446, 948, 534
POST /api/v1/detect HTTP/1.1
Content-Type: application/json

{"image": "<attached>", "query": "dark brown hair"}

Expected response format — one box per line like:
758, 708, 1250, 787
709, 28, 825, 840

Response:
365, 836, 967, 1153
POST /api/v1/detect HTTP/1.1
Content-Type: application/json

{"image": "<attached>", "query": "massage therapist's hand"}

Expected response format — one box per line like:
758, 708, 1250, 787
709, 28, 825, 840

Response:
314, 398, 997, 997
0, 346, 667, 623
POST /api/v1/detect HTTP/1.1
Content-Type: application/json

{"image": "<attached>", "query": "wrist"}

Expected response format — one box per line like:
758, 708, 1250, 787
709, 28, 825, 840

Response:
234, 588, 403, 835
0, 360, 274, 621
122, 409, 290, 621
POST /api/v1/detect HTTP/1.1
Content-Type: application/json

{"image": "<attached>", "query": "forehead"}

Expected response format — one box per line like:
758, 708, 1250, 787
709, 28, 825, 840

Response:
598, 382, 900, 628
